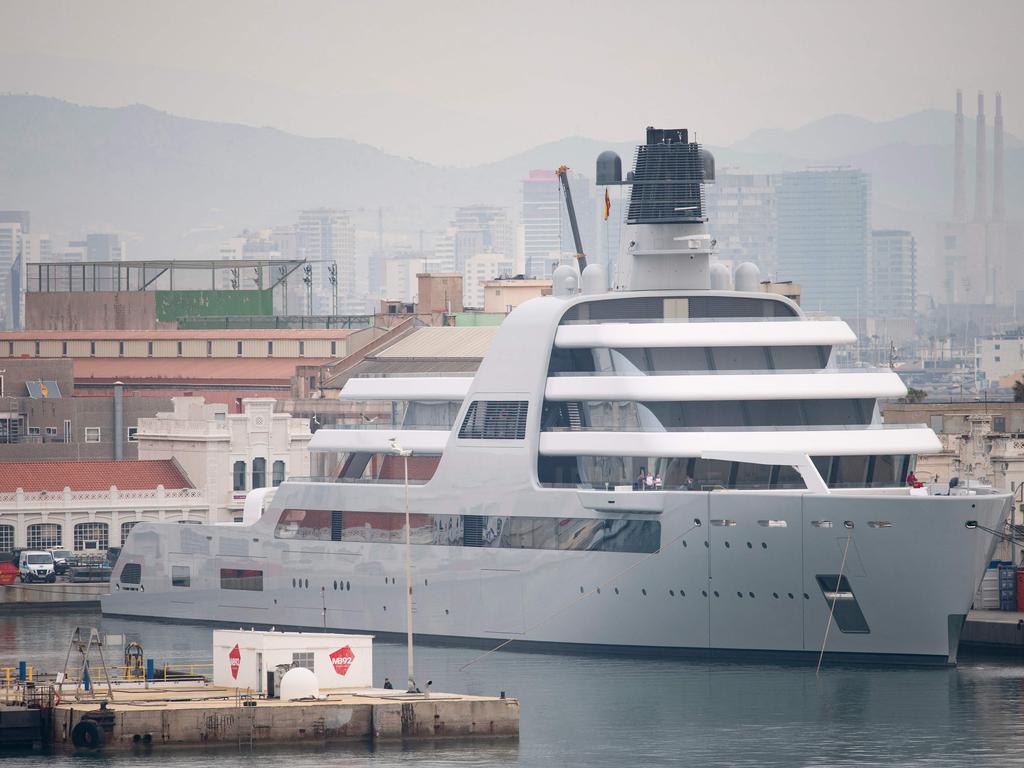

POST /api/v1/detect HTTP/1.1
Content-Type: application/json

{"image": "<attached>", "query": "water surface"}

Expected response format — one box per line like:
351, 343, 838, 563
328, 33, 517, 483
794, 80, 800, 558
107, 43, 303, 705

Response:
3, 610, 1024, 767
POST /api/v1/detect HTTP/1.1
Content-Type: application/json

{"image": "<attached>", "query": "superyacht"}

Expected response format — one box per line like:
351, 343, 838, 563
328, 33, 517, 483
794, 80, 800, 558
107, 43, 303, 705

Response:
103, 127, 1009, 664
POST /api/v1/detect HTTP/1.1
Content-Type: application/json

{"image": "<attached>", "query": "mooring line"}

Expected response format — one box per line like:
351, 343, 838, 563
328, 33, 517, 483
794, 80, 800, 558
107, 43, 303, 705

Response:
816, 534, 852, 677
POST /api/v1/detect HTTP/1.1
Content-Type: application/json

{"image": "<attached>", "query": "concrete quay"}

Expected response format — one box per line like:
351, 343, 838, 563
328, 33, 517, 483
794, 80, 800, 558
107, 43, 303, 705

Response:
0, 583, 107, 610
961, 609, 1024, 651
51, 683, 519, 751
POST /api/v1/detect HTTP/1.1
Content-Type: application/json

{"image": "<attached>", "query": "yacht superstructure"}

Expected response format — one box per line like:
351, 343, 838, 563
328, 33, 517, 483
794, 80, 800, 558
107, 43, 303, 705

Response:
103, 128, 1009, 664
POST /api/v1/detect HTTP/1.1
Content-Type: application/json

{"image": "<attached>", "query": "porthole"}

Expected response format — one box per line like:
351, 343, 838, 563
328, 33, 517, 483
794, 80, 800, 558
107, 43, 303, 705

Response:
304, 579, 309, 588
682, 541, 688, 548
669, 589, 675, 596
333, 580, 337, 590
788, 593, 794, 599
641, 588, 647, 596
746, 542, 752, 549
292, 578, 296, 588
843, 521, 855, 529
704, 541, 709, 548
597, 587, 601, 595
737, 591, 743, 598
445, 609, 449, 615
693, 518, 702, 526
724, 541, 731, 548
772, 592, 779, 599
702, 590, 708, 597
424, 579, 428, 586
383, 605, 387, 611
761, 542, 767, 550
803, 593, 810, 599
749, 592, 755, 598
680, 590, 686, 597
713, 590, 720, 597
580, 586, 584, 594
614, 587, 620, 595
346, 581, 351, 590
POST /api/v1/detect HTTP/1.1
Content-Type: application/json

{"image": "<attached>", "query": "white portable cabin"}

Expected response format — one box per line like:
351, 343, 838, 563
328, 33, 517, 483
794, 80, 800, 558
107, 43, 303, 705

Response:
212, 629, 374, 692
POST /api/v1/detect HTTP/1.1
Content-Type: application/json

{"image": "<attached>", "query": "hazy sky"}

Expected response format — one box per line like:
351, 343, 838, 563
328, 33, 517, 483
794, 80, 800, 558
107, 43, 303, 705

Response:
2, 0, 1022, 165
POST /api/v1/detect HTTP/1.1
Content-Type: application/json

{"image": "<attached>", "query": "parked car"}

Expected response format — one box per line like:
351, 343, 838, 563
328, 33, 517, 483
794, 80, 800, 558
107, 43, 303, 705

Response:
49, 549, 72, 575
18, 550, 56, 583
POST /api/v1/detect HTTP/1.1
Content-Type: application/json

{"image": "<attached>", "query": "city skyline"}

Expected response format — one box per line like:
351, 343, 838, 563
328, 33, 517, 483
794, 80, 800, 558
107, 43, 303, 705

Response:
1, 0, 1022, 166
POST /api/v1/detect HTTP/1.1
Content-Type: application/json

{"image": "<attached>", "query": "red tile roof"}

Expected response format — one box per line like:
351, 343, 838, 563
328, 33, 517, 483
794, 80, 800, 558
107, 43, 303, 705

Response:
0, 329, 356, 341
73, 357, 329, 384
0, 459, 193, 493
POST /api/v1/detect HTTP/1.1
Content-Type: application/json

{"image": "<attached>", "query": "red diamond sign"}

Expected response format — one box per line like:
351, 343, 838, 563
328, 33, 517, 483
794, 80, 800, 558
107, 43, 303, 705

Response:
229, 644, 240, 679
329, 645, 355, 676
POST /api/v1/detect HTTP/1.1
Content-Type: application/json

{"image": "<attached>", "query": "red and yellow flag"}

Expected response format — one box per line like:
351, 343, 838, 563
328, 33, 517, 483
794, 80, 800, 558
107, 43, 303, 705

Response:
603, 188, 611, 221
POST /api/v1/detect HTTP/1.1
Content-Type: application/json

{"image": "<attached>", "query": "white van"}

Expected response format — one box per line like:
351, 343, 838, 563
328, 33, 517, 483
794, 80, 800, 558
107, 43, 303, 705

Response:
18, 550, 56, 583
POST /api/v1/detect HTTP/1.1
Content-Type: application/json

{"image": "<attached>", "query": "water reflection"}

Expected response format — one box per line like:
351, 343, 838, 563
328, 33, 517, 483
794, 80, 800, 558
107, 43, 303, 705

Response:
4, 610, 1024, 766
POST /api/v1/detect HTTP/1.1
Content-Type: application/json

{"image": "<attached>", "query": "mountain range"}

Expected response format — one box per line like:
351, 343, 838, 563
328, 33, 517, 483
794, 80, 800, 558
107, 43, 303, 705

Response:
0, 95, 1021, 265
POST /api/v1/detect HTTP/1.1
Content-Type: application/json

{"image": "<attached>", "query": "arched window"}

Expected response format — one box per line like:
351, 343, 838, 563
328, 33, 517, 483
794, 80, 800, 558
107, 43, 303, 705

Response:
120, 520, 139, 545
27, 523, 61, 549
252, 458, 267, 489
233, 461, 247, 491
0, 524, 14, 552
74, 522, 109, 551
272, 460, 285, 487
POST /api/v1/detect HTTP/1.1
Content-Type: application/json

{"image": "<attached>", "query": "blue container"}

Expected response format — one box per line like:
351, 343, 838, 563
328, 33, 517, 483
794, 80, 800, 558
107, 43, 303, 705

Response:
999, 565, 1018, 610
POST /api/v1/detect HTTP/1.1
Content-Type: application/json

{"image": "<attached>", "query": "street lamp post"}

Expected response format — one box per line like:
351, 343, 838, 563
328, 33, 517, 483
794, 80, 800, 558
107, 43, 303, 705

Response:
388, 437, 415, 692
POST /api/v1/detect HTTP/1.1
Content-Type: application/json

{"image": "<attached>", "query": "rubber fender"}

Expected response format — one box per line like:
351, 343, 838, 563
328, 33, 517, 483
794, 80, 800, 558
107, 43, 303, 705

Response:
71, 719, 104, 750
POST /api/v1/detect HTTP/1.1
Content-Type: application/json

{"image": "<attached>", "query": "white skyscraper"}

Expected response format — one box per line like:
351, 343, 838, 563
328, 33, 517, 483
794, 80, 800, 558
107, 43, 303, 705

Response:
297, 209, 357, 315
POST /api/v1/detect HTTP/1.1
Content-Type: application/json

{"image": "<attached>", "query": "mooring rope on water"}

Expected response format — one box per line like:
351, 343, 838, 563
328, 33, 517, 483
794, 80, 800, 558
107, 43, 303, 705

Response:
816, 534, 852, 677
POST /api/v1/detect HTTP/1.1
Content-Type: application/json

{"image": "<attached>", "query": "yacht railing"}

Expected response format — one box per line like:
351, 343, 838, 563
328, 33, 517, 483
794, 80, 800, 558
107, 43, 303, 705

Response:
287, 475, 430, 486
559, 316, 839, 325
549, 366, 890, 377
316, 423, 452, 431
542, 423, 929, 433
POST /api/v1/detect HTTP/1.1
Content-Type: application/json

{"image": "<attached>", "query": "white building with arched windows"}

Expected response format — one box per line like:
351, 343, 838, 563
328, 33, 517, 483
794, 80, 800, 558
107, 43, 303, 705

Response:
0, 459, 207, 553
136, 397, 311, 523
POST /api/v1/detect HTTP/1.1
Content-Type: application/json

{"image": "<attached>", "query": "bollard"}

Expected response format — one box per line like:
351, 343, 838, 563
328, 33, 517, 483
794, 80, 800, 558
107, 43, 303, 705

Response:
18, 661, 25, 683
146, 658, 155, 681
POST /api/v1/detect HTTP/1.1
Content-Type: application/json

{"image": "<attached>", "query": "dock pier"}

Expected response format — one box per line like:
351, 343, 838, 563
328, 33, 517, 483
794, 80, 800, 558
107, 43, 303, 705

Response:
2, 681, 517, 751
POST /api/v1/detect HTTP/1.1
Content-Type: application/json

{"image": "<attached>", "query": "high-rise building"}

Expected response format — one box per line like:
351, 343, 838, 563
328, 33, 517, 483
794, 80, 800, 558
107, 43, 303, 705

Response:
0, 221, 23, 330
776, 169, 871, 320
86, 233, 126, 262
870, 230, 916, 320
22, 234, 52, 264
451, 206, 514, 273
705, 173, 778, 276
521, 170, 596, 279
463, 252, 515, 308
297, 209, 356, 315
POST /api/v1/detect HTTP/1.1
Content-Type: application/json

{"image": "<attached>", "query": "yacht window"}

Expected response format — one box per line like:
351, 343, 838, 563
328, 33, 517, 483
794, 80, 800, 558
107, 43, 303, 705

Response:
119, 562, 142, 584
832, 456, 870, 487
709, 346, 771, 371
171, 566, 190, 588
647, 347, 709, 372
273, 508, 659, 554
733, 462, 772, 490
769, 345, 828, 369
220, 568, 263, 591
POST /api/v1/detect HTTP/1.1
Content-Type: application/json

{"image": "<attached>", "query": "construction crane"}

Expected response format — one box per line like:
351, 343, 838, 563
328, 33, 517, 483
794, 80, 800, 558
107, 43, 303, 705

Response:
555, 165, 587, 271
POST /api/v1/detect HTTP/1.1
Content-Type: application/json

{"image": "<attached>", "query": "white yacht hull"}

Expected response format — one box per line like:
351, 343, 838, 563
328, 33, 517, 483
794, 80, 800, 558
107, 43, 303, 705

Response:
102, 485, 1007, 664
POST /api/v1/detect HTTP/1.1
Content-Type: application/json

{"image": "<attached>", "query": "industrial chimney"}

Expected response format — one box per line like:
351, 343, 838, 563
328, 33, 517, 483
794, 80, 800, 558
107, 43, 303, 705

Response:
954, 89, 966, 221
974, 92, 988, 222
994, 91, 1005, 222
